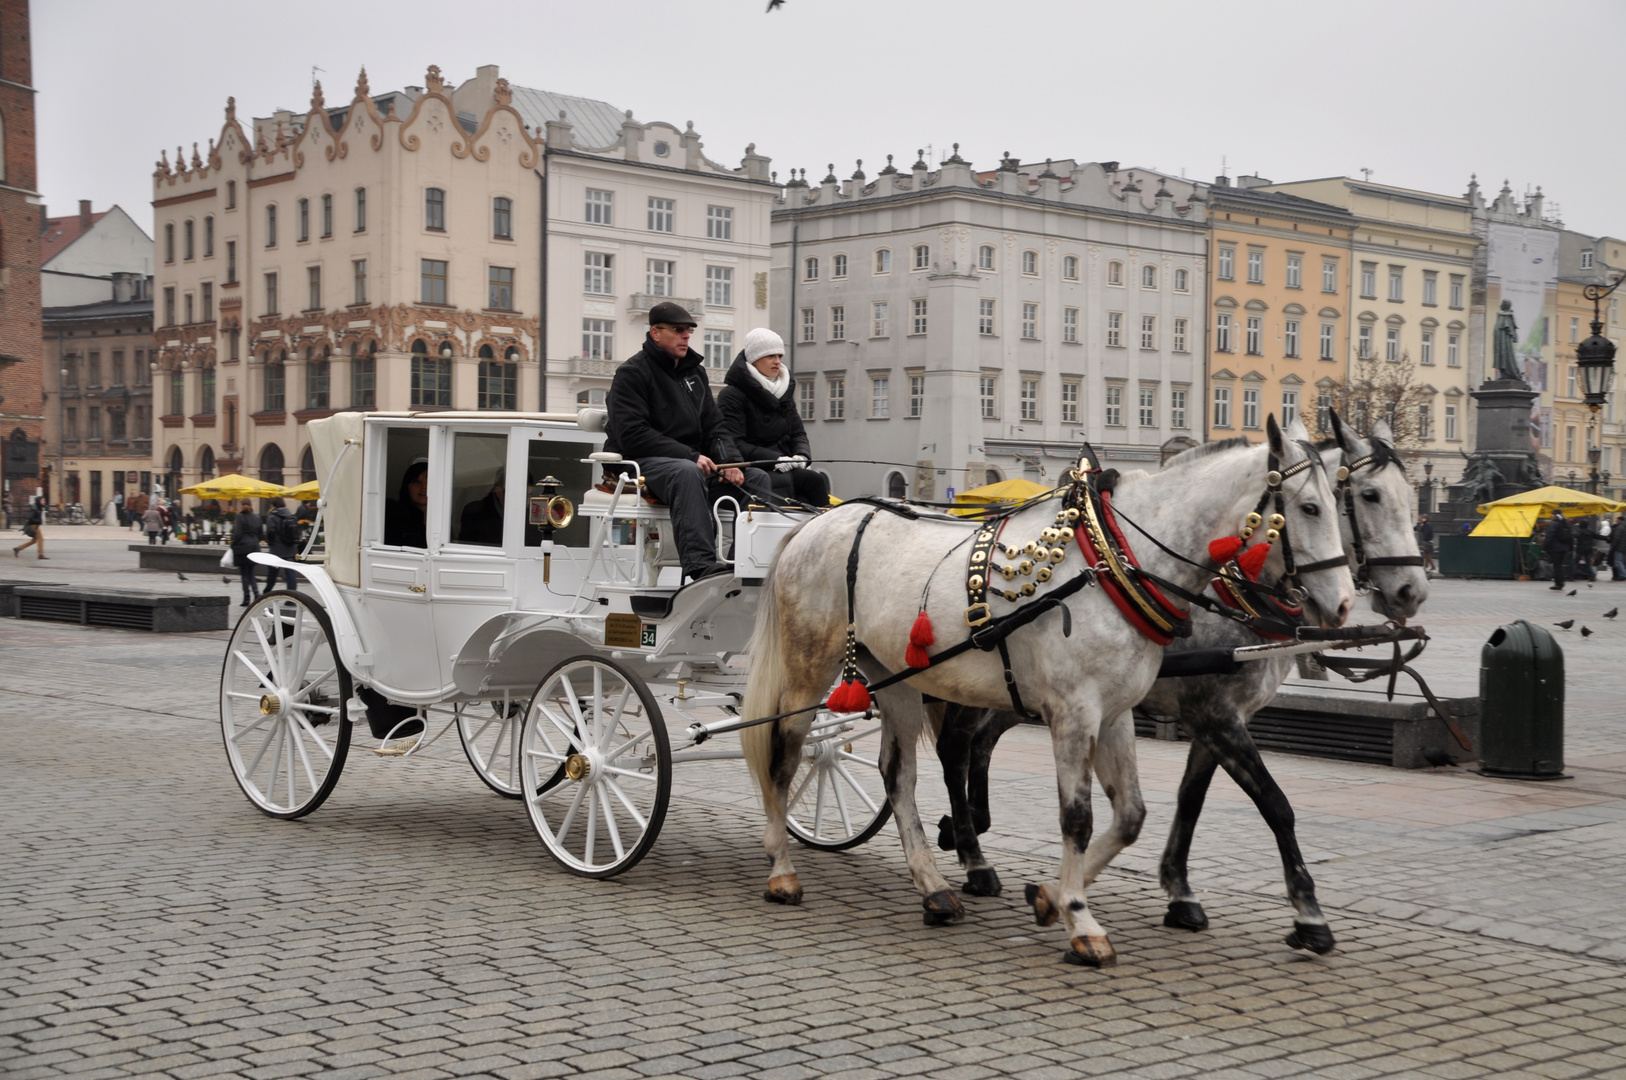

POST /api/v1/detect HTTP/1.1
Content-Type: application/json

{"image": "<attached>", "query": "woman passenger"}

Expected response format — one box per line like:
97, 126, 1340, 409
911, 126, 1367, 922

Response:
717, 328, 829, 507
383, 459, 429, 548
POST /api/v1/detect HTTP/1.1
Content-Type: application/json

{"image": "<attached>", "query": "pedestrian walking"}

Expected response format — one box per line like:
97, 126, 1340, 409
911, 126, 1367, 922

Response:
1544, 510, 1573, 591
12, 498, 46, 559
142, 503, 163, 545
159, 500, 174, 544
1415, 513, 1437, 573
262, 497, 301, 593
113, 490, 125, 527
230, 499, 263, 607
1612, 515, 1626, 581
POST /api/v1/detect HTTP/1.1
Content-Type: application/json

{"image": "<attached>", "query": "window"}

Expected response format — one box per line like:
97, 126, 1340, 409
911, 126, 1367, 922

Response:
1247, 249, 1264, 284
349, 342, 376, 407
1217, 247, 1234, 280
1061, 381, 1080, 424
915, 244, 931, 270
1420, 330, 1434, 365
65, 407, 77, 439
200, 366, 216, 414
1571, 316, 1581, 344
827, 377, 845, 419
585, 188, 613, 225
979, 298, 996, 336
1139, 385, 1156, 427
1022, 250, 1038, 276
1449, 274, 1464, 309
1107, 260, 1124, 286
1173, 317, 1187, 352
909, 374, 925, 418
307, 265, 321, 310
486, 196, 512, 241
1142, 264, 1158, 289
1388, 266, 1404, 302
1022, 302, 1038, 340
266, 205, 277, 246
1140, 315, 1156, 350
489, 266, 514, 309
1284, 320, 1299, 357
184, 292, 194, 324
320, 194, 332, 238
582, 319, 614, 361
477, 348, 517, 410
803, 256, 819, 281
264, 353, 286, 413
1360, 262, 1376, 298
89, 405, 102, 439
228, 332, 238, 363
421, 259, 448, 304
874, 249, 891, 274
307, 350, 330, 410
1567, 365, 1577, 399
647, 197, 674, 233
978, 245, 995, 271
1448, 332, 1461, 367
1242, 386, 1261, 429
703, 330, 733, 369
1422, 270, 1438, 306
871, 301, 889, 337
184, 219, 195, 260
1106, 311, 1123, 347
1323, 258, 1338, 293
1285, 255, 1302, 289
1246, 316, 1262, 355
1418, 403, 1432, 440
1385, 327, 1399, 362
1567, 425, 1577, 461
1319, 322, 1335, 360
980, 376, 998, 420
705, 265, 733, 307
1171, 388, 1187, 429
1063, 254, 1079, 280
1316, 393, 1332, 433
646, 259, 674, 297
801, 307, 816, 343
1281, 388, 1298, 427
1357, 324, 1373, 359
798, 379, 816, 420
111, 351, 125, 387
832, 253, 848, 278
1021, 378, 1039, 422
297, 198, 310, 242
911, 298, 928, 335
706, 205, 733, 241
264, 273, 278, 315
226, 180, 237, 209
871, 376, 890, 418
1581, 250, 1595, 270
164, 223, 174, 263
1174, 267, 1190, 292
354, 187, 366, 231
830, 305, 846, 341
425, 188, 446, 230
1064, 307, 1079, 343
352, 259, 368, 305
1213, 385, 1232, 427
410, 340, 453, 408
1104, 385, 1123, 427
1445, 403, 1458, 441
584, 252, 613, 294
1216, 313, 1233, 352
88, 351, 101, 387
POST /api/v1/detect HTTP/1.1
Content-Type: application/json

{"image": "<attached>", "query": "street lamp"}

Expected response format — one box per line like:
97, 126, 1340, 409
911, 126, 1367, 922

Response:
1578, 272, 1622, 496
1588, 443, 1603, 495
1422, 457, 1434, 514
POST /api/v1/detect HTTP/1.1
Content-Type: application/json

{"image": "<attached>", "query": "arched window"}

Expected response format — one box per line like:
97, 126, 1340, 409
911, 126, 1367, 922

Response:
478, 343, 517, 410
913, 244, 930, 270
411, 339, 451, 407
425, 188, 446, 230
1142, 264, 1158, 289
985, 467, 1003, 486
297, 197, 309, 242
978, 245, 995, 271
259, 443, 285, 486
1062, 254, 1079, 280
183, 219, 195, 261
199, 445, 216, 481
493, 196, 513, 239
803, 256, 819, 281
301, 446, 316, 484
306, 345, 330, 410
265, 204, 277, 247
350, 339, 376, 408
1107, 261, 1123, 286
1021, 250, 1038, 276
887, 472, 907, 499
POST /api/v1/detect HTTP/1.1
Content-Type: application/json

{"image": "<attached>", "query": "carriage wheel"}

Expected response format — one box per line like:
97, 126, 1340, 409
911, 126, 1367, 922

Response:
787, 710, 892, 850
220, 592, 352, 819
458, 701, 525, 798
520, 655, 671, 878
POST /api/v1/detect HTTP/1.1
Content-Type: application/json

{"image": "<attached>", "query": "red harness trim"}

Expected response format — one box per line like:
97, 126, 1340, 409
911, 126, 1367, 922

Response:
1210, 572, 1303, 642
1082, 489, 1190, 647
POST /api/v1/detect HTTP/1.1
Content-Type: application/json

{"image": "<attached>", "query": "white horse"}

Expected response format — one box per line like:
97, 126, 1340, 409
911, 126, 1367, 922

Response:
743, 416, 1356, 966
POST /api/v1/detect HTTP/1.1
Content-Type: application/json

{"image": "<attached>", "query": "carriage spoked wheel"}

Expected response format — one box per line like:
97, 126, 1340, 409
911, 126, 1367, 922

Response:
458, 700, 526, 798
220, 592, 352, 819
786, 710, 892, 851
520, 655, 671, 877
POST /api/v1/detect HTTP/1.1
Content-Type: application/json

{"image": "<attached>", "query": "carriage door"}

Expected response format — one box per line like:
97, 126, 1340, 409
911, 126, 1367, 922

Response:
357, 424, 444, 698
429, 429, 519, 681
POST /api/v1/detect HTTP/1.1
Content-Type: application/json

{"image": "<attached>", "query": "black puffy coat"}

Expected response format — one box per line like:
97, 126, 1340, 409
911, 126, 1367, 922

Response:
605, 335, 734, 464
716, 352, 811, 465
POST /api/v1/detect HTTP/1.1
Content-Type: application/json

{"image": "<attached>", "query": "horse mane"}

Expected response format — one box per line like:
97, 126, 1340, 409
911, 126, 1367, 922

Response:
1163, 436, 1252, 469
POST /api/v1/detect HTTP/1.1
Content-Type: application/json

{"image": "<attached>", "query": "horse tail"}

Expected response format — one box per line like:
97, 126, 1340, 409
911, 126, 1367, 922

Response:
742, 525, 802, 816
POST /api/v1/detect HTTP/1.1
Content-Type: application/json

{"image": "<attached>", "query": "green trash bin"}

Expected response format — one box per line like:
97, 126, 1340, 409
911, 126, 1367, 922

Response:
1478, 619, 1567, 780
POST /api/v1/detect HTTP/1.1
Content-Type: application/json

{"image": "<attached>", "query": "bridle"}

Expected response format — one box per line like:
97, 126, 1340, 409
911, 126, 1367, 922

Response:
1219, 439, 1347, 608
1334, 437, 1426, 596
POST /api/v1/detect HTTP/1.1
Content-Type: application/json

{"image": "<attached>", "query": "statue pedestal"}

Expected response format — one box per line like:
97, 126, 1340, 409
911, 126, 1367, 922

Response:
1469, 379, 1543, 501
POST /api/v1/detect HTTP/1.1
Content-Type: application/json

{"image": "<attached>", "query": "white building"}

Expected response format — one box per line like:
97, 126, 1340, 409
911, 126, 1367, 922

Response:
41, 201, 152, 307
771, 152, 1208, 499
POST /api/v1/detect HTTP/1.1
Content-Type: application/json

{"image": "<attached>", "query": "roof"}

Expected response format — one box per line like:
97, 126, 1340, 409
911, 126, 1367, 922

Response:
40, 211, 108, 264
42, 298, 153, 323
1210, 185, 1353, 219
503, 85, 626, 149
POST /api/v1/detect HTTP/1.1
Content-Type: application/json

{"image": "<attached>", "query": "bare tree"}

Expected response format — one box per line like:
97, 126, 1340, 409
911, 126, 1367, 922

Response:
1314, 349, 1433, 450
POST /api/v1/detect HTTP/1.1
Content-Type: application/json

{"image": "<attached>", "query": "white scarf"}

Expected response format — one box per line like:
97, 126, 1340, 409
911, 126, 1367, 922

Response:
746, 360, 790, 400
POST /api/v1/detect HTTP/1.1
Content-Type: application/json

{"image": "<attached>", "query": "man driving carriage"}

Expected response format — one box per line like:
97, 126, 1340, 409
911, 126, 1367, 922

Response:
604, 302, 776, 582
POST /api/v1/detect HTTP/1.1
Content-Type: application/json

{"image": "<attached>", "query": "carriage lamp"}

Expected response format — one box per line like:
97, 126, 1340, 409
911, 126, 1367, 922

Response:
529, 476, 575, 583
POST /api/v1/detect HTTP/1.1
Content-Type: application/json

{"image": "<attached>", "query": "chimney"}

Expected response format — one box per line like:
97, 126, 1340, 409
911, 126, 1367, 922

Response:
1235, 175, 1272, 190
112, 272, 135, 303
79, 200, 93, 230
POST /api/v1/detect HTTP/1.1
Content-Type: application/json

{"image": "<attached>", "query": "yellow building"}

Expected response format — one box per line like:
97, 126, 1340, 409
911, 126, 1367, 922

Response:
1204, 178, 1353, 443
1556, 229, 1626, 498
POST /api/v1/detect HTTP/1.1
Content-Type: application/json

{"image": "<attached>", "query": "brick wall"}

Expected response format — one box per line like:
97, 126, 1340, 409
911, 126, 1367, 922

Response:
0, 0, 42, 517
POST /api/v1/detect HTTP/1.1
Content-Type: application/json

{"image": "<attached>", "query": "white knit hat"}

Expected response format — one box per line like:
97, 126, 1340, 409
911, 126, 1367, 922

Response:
743, 327, 786, 365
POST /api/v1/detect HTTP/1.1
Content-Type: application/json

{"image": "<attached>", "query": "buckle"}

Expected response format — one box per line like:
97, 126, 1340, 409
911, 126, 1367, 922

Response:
965, 602, 992, 627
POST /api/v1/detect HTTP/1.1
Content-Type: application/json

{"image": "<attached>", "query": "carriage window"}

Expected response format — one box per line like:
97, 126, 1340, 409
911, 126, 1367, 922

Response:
449, 432, 511, 547
380, 427, 430, 548
524, 437, 596, 549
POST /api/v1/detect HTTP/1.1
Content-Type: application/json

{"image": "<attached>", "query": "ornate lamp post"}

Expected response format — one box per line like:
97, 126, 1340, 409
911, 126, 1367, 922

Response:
1422, 457, 1434, 513
1577, 273, 1622, 496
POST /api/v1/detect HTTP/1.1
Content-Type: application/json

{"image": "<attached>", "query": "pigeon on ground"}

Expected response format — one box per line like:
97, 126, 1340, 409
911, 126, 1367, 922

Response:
1567, 589, 1578, 596
176, 572, 188, 581
222, 576, 231, 584
1554, 619, 1575, 630
1422, 747, 1455, 770
1582, 625, 1595, 637
1605, 607, 1618, 619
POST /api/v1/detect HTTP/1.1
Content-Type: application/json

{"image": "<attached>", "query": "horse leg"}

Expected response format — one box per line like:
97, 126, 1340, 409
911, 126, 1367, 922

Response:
873, 679, 962, 925
967, 711, 1021, 837
933, 705, 1003, 897
1160, 734, 1220, 932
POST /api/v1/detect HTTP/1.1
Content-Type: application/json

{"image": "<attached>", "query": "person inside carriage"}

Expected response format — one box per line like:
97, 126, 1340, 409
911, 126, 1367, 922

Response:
383, 458, 429, 548
717, 328, 830, 509
604, 302, 776, 582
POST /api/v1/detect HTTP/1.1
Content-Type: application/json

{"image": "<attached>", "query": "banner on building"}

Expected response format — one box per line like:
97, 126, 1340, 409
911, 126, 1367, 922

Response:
1487, 223, 1558, 454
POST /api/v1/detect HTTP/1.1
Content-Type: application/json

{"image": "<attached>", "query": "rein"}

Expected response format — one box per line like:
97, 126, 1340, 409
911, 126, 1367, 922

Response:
1335, 439, 1427, 592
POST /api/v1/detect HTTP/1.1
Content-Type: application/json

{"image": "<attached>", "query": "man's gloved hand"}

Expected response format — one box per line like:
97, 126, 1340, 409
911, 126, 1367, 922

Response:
775, 456, 797, 473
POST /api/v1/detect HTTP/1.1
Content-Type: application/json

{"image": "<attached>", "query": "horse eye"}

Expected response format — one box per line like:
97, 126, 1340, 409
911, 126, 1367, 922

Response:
1362, 489, 1381, 503
1301, 503, 1320, 517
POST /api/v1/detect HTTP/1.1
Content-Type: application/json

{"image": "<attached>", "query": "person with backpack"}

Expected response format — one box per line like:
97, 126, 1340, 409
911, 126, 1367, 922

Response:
262, 497, 301, 592
12, 497, 46, 559
1544, 510, 1574, 591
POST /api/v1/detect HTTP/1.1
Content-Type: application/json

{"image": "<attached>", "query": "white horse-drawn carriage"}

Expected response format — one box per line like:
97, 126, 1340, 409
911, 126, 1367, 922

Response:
219, 410, 888, 876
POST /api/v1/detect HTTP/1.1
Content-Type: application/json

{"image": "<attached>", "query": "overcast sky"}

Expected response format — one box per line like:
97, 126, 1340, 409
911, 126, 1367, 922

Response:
36, 0, 1626, 243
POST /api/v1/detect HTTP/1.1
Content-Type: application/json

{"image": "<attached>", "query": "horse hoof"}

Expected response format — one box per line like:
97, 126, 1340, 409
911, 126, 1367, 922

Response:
936, 815, 957, 851
962, 868, 1003, 897
1285, 922, 1336, 955
1024, 883, 1059, 927
921, 889, 964, 926
1063, 935, 1117, 968
764, 874, 803, 906
1164, 901, 1209, 932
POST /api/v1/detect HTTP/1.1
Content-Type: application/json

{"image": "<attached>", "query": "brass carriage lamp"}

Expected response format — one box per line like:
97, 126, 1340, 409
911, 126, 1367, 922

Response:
528, 476, 575, 583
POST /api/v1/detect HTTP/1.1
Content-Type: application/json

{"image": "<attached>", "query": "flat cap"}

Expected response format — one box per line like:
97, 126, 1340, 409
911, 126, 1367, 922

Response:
647, 301, 697, 328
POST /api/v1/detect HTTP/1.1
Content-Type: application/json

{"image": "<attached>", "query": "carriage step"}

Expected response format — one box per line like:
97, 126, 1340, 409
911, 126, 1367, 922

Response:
12, 586, 230, 632
630, 593, 676, 620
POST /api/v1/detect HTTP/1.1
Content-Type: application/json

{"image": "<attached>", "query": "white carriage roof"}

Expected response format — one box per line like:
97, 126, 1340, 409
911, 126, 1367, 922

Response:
363, 411, 587, 424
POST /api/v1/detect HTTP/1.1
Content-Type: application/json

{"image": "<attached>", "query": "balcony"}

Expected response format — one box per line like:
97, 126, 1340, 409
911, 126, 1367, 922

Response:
627, 293, 703, 318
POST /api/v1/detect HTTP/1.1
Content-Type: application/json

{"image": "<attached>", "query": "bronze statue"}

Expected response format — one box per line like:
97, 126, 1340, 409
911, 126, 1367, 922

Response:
1491, 300, 1525, 382
1459, 453, 1505, 506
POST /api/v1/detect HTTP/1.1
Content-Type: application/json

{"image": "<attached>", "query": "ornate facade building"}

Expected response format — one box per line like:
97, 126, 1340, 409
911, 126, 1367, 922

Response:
771, 152, 1208, 499
0, 0, 42, 519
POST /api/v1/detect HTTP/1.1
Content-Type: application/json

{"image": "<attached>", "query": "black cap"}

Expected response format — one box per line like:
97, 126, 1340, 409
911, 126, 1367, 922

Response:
647, 301, 697, 328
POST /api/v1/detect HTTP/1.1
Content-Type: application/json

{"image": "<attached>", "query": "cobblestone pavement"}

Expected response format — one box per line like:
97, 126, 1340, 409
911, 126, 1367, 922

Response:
3, 543, 1626, 1079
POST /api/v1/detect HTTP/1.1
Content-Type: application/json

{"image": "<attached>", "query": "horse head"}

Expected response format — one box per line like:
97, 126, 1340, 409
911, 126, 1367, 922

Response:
1267, 414, 1355, 628
1327, 410, 1429, 621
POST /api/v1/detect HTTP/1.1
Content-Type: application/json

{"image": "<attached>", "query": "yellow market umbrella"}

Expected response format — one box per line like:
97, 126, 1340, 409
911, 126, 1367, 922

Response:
952, 477, 1053, 516
179, 473, 289, 500
281, 479, 320, 501
1470, 505, 1542, 538
1476, 485, 1625, 519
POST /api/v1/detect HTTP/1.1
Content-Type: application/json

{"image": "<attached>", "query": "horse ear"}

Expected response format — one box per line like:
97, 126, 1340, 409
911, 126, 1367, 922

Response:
1265, 413, 1286, 458
1284, 415, 1312, 446
1328, 407, 1360, 455
1371, 417, 1396, 445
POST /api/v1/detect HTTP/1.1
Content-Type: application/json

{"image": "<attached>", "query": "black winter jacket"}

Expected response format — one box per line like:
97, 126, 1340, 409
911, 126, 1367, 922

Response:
605, 335, 734, 464
230, 511, 263, 559
716, 352, 811, 464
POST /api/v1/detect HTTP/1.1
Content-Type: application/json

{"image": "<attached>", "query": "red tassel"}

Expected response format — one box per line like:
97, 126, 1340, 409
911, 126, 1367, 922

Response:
905, 643, 932, 669
1237, 542, 1271, 579
909, 610, 935, 648
826, 679, 872, 713
1208, 536, 1245, 565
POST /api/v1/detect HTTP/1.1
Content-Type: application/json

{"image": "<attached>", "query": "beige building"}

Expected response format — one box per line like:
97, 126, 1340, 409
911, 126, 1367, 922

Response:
1556, 229, 1625, 497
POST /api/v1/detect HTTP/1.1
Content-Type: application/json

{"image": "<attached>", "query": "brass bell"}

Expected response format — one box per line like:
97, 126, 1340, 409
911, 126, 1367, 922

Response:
1036, 566, 1053, 583
969, 574, 984, 589
1004, 589, 1020, 602
1269, 513, 1285, 530
1059, 526, 1075, 542
1265, 528, 1280, 543
1020, 583, 1036, 597
1064, 508, 1080, 523
1040, 528, 1059, 544
1241, 526, 1255, 539
1000, 564, 1017, 581
1245, 512, 1263, 528
1050, 547, 1067, 563
1018, 559, 1034, 576
999, 544, 1016, 559
1267, 470, 1282, 486
971, 550, 986, 562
